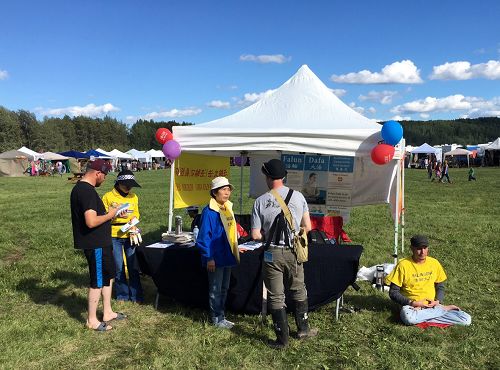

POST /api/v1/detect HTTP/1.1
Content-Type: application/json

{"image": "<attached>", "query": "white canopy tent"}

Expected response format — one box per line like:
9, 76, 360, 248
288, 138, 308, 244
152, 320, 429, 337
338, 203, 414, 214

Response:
18, 146, 41, 160
485, 137, 500, 150
410, 143, 437, 154
40, 152, 69, 161
444, 148, 472, 167
127, 149, 151, 162
146, 149, 165, 158
95, 148, 115, 157
410, 143, 442, 163
174, 65, 405, 259
109, 149, 133, 159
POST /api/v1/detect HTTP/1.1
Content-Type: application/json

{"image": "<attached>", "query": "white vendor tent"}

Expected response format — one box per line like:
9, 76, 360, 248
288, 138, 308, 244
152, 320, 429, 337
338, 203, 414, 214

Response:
95, 148, 115, 157
410, 143, 437, 154
146, 149, 165, 158
485, 137, 500, 150
40, 152, 69, 161
18, 146, 41, 160
444, 148, 472, 167
109, 149, 133, 159
174, 65, 406, 259
127, 149, 151, 162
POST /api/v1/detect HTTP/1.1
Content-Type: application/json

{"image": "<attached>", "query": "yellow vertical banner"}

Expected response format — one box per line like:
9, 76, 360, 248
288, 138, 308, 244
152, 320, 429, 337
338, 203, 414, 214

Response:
173, 153, 230, 209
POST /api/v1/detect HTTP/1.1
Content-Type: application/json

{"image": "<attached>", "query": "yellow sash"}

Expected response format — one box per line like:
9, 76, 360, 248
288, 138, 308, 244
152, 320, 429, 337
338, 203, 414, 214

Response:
209, 198, 240, 263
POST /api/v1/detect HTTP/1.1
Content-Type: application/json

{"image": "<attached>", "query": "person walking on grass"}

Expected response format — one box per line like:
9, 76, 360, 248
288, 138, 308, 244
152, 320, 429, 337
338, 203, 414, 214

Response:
440, 160, 452, 183
468, 167, 476, 181
196, 177, 240, 329
385, 235, 471, 326
70, 159, 127, 332
102, 170, 144, 304
251, 159, 318, 349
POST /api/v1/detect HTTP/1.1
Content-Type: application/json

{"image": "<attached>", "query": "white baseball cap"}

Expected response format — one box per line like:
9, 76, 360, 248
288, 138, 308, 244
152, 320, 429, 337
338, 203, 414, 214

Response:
211, 176, 234, 191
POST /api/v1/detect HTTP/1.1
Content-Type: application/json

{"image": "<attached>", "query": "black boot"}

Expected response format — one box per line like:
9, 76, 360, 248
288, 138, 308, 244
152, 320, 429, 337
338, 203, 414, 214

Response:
294, 300, 319, 339
268, 308, 289, 349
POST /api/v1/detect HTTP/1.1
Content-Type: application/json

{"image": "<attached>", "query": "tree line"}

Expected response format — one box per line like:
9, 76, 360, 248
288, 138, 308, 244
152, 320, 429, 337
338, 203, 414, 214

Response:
0, 106, 192, 153
1, 105, 499, 153
398, 117, 500, 146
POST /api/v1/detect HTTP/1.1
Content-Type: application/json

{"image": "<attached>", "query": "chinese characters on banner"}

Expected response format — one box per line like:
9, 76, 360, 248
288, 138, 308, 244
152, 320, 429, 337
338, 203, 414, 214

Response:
282, 154, 354, 221
174, 153, 230, 208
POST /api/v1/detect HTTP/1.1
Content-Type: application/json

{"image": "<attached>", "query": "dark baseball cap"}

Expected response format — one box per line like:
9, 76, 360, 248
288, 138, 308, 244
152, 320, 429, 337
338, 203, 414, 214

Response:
261, 159, 287, 180
116, 170, 141, 188
87, 159, 112, 174
410, 235, 429, 248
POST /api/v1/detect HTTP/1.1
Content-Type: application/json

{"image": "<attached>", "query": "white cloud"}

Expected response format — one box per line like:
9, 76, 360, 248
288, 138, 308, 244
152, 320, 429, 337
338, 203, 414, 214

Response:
238, 89, 276, 106
429, 60, 500, 80
207, 100, 231, 109
391, 94, 500, 118
420, 113, 430, 119
368, 107, 377, 114
41, 103, 119, 117
329, 88, 347, 97
331, 60, 423, 84
125, 108, 202, 122
349, 102, 365, 114
240, 54, 291, 64
142, 108, 202, 120
359, 90, 398, 105
391, 115, 411, 121
0, 69, 9, 80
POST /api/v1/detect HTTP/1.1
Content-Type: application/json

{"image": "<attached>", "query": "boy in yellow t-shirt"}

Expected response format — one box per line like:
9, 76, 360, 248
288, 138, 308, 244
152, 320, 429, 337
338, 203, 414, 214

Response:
102, 170, 143, 303
385, 235, 471, 326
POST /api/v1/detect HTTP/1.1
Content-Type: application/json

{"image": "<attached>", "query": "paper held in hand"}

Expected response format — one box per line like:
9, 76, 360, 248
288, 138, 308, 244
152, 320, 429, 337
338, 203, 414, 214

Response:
120, 216, 139, 232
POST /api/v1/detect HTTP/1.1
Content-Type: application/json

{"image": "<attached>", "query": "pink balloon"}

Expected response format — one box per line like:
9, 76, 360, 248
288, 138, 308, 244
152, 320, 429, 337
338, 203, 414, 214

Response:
162, 140, 181, 160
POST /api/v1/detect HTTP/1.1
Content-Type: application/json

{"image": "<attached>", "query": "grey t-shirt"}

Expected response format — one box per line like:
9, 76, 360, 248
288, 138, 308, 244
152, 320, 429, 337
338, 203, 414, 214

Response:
251, 186, 309, 245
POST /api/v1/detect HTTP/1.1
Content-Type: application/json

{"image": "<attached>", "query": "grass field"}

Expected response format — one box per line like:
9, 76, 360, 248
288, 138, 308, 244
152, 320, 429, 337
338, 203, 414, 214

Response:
0, 167, 499, 369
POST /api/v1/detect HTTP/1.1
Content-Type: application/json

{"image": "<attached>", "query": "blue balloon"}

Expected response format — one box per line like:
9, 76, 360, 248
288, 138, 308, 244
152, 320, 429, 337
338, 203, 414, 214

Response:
381, 120, 403, 145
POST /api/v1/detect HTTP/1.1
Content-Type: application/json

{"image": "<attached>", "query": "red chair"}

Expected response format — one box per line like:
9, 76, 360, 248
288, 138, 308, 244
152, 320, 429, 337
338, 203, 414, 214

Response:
310, 215, 352, 244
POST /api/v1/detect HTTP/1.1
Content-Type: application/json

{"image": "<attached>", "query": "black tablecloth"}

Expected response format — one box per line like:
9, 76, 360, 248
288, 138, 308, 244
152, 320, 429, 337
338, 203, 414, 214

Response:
137, 243, 362, 314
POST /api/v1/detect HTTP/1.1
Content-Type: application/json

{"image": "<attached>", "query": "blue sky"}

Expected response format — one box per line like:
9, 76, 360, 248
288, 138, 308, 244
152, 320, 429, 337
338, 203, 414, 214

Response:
1, 0, 499, 125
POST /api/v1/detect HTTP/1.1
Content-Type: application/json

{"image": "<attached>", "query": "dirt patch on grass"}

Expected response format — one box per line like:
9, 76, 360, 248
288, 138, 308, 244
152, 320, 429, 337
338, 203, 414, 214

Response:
0, 246, 26, 266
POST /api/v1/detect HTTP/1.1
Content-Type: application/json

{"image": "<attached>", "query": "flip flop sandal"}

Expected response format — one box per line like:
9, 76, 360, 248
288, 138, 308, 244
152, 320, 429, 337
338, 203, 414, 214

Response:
106, 312, 127, 322
89, 322, 112, 332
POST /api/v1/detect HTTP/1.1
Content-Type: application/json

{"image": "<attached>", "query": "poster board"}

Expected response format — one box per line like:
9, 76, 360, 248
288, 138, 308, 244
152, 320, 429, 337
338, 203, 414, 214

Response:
173, 153, 229, 208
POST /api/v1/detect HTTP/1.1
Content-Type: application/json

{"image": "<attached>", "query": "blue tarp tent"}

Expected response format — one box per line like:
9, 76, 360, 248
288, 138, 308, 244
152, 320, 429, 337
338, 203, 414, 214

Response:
58, 150, 89, 158
84, 149, 112, 159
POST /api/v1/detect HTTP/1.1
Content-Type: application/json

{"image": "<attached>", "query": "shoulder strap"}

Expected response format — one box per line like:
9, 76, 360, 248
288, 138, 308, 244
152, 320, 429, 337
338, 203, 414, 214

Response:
270, 189, 297, 233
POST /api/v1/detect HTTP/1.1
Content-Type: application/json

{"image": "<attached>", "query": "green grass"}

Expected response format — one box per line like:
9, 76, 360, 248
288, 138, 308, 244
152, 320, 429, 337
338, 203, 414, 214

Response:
0, 167, 499, 369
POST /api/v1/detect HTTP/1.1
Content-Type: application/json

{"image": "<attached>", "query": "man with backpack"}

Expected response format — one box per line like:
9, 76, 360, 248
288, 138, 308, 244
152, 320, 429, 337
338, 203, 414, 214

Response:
251, 159, 318, 349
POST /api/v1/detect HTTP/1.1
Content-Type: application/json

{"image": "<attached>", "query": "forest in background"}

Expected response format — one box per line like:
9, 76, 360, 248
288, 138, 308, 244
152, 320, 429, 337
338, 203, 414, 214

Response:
0, 105, 499, 152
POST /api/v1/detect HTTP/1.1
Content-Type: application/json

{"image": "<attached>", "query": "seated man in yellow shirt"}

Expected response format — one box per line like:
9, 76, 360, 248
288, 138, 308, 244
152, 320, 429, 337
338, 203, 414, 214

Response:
385, 235, 471, 326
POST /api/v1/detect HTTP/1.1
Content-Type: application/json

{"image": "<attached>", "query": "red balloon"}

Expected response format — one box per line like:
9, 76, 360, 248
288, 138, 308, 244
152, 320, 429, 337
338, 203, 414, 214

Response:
371, 144, 395, 165
155, 128, 173, 144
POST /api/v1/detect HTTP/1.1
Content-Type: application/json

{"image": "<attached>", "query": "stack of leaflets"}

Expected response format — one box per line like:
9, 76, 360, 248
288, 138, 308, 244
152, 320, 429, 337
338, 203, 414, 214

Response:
161, 232, 194, 244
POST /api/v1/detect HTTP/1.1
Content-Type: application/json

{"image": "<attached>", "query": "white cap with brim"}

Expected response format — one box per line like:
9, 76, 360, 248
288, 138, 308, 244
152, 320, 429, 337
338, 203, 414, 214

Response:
211, 176, 234, 191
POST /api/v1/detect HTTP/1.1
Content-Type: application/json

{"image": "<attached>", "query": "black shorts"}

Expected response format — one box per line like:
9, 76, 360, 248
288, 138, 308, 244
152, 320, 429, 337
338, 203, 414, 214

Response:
83, 247, 115, 288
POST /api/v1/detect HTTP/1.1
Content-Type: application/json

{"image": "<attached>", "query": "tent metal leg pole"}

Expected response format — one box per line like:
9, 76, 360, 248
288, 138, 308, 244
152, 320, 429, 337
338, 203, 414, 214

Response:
401, 149, 406, 253
155, 291, 159, 310
239, 154, 244, 215
168, 160, 175, 233
394, 157, 401, 265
